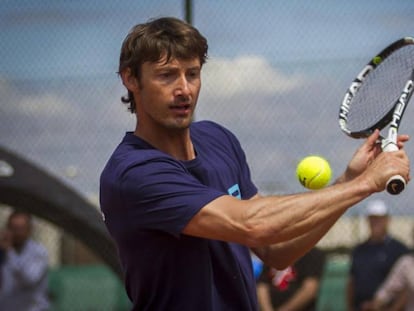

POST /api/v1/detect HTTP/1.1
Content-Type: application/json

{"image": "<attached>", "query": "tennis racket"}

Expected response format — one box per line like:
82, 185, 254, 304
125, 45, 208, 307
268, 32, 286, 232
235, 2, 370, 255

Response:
339, 37, 414, 195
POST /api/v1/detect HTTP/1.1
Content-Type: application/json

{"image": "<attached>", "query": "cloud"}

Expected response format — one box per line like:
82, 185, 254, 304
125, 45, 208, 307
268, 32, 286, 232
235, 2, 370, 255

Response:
0, 77, 12, 96
197, 55, 310, 129
201, 55, 305, 99
18, 93, 77, 117
0, 77, 78, 118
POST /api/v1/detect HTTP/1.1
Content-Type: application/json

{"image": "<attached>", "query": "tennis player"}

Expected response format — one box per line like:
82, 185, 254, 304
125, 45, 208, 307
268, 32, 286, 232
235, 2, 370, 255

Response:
100, 17, 410, 311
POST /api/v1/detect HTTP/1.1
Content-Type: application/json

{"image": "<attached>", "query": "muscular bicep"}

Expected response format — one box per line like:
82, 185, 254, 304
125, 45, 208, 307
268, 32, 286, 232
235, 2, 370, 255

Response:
182, 195, 259, 245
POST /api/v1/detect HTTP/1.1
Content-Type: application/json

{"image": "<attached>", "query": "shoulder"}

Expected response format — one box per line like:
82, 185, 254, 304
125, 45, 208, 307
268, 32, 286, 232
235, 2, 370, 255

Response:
389, 237, 409, 250
352, 241, 368, 252
191, 120, 242, 149
101, 133, 180, 179
192, 120, 237, 139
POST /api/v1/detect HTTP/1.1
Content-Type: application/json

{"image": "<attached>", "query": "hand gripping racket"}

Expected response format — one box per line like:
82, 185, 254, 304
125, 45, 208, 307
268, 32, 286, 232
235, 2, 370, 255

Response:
339, 37, 414, 195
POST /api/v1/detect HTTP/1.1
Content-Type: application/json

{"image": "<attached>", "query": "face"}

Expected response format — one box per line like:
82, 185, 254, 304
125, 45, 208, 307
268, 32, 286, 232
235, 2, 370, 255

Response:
8, 214, 31, 249
132, 56, 202, 133
368, 215, 389, 241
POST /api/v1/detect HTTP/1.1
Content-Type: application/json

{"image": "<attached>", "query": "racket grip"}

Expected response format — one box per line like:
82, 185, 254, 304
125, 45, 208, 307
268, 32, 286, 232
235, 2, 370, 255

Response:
386, 175, 406, 195
382, 140, 406, 195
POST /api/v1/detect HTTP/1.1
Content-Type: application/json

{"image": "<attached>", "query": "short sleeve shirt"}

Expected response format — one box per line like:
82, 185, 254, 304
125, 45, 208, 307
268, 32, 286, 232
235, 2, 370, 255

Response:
100, 121, 258, 311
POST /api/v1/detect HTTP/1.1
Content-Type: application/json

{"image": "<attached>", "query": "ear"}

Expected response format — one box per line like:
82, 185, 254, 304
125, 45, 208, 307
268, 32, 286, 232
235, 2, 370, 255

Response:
120, 68, 139, 92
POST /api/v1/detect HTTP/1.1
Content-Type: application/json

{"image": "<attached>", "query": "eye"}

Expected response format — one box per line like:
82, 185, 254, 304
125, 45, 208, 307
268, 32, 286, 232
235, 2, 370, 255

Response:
160, 72, 172, 78
187, 70, 200, 80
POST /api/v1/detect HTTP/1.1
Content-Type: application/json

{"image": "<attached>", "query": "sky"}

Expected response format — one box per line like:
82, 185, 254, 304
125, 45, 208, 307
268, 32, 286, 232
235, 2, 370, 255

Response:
1, 0, 414, 215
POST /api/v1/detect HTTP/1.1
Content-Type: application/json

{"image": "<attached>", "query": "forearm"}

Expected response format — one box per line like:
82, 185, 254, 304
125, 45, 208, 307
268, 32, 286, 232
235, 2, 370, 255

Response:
185, 174, 371, 258
184, 144, 391, 261
245, 176, 370, 248
252, 169, 359, 267
253, 209, 339, 268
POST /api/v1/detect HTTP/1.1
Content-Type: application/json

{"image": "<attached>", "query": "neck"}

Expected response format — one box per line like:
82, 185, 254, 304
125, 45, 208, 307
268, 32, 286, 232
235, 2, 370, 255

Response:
370, 234, 388, 243
134, 126, 195, 161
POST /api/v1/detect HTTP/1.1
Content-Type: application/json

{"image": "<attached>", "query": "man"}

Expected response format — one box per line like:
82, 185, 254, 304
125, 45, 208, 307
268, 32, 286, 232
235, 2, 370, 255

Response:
347, 200, 409, 311
363, 225, 414, 311
99, 17, 410, 310
0, 211, 49, 311
257, 247, 325, 311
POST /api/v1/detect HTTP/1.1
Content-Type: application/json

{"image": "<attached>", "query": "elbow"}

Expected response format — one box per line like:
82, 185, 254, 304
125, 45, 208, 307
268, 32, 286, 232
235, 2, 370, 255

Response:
252, 244, 296, 270
241, 218, 281, 249
265, 252, 297, 270
239, 198, 285, 248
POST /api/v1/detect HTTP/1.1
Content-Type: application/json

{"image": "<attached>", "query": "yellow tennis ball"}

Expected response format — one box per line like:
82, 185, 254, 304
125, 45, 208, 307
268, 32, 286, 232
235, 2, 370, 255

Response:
296, 156, 332, 190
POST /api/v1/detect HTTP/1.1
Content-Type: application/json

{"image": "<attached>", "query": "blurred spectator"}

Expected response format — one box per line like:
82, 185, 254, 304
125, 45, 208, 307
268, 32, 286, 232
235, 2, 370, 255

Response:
256, 247, 325, 311
0, 211, 49, 311
361, 225, 414, 311
347, 200, 409, 311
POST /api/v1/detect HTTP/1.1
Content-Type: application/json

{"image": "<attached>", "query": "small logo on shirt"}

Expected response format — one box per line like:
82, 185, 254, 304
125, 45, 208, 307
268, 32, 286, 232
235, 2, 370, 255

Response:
227, 184, 241, 199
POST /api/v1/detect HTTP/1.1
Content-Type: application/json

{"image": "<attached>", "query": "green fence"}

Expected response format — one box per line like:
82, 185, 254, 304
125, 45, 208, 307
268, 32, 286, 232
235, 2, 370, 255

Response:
317, 256, 350, 311
48, 265, 131, 311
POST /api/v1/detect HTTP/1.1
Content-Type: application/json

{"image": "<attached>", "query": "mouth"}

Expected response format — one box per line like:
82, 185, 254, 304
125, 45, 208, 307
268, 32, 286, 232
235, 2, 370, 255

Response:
169, 103, 192, 114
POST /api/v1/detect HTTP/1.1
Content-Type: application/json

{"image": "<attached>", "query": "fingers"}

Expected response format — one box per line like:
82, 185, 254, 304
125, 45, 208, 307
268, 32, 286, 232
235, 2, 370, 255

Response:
345, 131, 410, 191
368, 129, 381, 144
397, 134, 410, 149
371, 149, 410, 192
361, 130, 379, 151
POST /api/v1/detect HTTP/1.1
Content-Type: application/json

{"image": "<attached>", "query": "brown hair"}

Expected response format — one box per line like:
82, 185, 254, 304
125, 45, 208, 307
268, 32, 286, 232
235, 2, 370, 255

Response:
118, 17, 208, 113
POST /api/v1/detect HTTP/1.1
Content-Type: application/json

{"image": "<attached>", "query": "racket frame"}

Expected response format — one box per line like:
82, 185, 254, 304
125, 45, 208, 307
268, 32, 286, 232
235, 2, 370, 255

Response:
339, 36, 414, 139
338, 37, 414, 195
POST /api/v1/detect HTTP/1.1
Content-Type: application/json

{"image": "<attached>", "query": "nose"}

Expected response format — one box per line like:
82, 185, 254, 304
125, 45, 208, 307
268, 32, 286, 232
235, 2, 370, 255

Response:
174, 74, 191, 97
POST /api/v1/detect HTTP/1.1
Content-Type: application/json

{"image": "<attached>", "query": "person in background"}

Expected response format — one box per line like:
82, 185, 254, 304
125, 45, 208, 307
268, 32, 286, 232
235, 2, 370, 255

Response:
257, 247, 326, 311
0, 211, 49, 311
347, 200, 409, 311
361, 225, 414, 311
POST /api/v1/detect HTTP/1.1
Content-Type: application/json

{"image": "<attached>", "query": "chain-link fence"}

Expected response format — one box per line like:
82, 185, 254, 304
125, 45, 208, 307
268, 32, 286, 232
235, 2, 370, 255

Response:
1, 1, 414, 310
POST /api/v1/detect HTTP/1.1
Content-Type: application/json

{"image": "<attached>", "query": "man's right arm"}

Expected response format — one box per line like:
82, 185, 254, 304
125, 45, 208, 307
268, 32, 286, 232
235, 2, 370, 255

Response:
183, 131, 410, 269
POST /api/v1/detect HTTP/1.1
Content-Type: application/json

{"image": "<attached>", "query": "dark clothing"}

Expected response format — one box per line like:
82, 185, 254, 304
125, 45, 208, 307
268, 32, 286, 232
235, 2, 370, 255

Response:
100, 121, 258, 311
350, 236, 409, 310
258, 248, 326, 311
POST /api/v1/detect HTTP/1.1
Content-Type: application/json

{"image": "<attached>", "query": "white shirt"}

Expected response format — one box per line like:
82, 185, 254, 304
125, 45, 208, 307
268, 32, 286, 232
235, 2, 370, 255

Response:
0, 239, 49, 311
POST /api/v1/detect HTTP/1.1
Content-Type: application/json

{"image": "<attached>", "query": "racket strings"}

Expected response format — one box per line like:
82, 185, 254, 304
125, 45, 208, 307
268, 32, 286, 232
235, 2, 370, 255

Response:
346, 45, 414, 133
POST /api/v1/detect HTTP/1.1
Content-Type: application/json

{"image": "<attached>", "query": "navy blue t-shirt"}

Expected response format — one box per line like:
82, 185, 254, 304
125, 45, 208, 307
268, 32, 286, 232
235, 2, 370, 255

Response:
100, 121, 258, 310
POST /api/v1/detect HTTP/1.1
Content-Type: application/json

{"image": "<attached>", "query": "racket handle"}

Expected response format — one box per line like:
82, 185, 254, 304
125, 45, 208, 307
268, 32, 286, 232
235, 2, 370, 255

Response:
386, 175, 406, 195
382, 140, 406, 195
